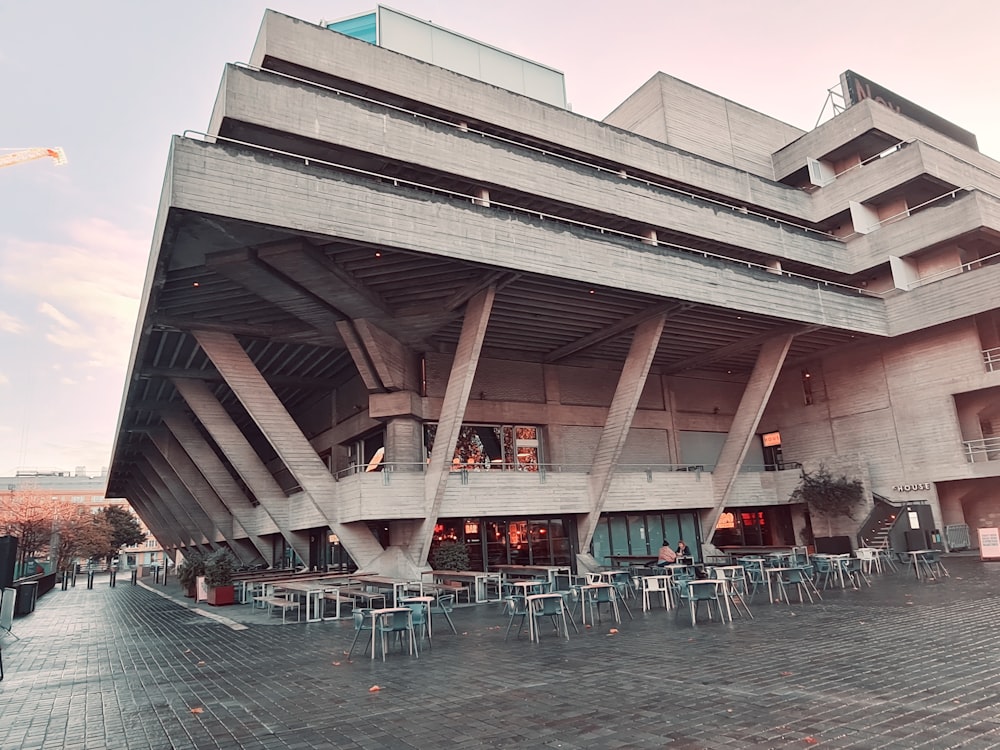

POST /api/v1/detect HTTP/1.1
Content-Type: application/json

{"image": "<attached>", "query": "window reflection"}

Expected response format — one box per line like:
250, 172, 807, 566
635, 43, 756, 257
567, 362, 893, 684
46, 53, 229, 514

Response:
425, 423, 541, 470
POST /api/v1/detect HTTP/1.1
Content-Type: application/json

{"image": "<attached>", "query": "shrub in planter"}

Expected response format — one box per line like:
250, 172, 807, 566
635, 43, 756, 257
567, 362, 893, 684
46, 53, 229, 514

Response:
431, 540, 470, 571
204, 548, 239, 606
176, 550, 206, 598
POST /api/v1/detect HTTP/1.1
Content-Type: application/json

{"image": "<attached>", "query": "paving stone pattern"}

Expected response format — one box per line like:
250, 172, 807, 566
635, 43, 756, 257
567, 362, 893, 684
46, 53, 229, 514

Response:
2, 557, 1000, 749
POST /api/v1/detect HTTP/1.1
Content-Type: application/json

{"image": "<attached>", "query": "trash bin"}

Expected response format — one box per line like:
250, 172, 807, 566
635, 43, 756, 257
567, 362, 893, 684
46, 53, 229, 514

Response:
13, 581, 38, 616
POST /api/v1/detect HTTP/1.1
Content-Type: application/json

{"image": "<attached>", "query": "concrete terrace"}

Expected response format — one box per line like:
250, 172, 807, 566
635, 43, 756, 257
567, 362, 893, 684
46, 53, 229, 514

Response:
2, 557, 1000, 750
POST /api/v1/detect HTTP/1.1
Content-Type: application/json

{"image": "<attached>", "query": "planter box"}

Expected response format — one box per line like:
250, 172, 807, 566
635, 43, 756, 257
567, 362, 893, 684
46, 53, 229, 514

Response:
206, 585, 235, 606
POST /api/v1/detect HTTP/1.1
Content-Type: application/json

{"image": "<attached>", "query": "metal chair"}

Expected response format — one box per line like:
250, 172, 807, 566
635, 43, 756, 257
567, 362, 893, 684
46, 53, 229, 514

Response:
676, 580, 726, 626
585, 584, 621, 624
503, 595, 530, 640
429, 594, 457, 634
921, 551, 950, 579
405, 601, 431, 646
529, 595, 577, 641
347, 608, 374, 659
780, 567, 819, 604
376, 609, 417, 660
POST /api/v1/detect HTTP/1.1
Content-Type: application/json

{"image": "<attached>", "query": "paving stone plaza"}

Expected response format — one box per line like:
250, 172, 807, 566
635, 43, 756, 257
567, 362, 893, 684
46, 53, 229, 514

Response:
2, 556, 1000, 750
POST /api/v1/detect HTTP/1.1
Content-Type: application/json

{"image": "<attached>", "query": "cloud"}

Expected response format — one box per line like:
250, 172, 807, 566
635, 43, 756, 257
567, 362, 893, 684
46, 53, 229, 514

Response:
0, 311, 26, 334
0, 372, 8, 386
0, 217, 145, 369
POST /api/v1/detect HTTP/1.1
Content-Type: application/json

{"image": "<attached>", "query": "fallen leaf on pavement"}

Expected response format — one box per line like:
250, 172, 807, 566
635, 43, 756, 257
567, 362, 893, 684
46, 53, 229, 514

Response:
369, 685, 381, 692
190, 707, 204, 714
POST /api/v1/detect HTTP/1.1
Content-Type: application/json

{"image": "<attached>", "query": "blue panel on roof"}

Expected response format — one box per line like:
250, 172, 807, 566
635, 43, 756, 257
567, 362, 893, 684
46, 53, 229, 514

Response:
327, 13, 377, 44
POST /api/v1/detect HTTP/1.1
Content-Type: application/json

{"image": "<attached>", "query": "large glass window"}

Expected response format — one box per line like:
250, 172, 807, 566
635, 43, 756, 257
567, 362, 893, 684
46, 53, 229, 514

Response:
431, 515, 575, 571
592, 511, 703, 565
424, 423, 541, 470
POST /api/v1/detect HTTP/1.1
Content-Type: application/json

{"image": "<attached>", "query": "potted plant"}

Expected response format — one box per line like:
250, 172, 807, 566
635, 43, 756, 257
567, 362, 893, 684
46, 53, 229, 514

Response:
175, 550, 206, 598
204, 548, 239, 606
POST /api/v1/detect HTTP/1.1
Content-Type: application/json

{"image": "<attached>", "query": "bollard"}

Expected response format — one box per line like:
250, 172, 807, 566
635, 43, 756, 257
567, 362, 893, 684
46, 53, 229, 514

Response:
131, 569, 138, 586
109, 570, 116, 588
86, 570, 94, 589
61, 571, 69, 591
71, 568, 77, 588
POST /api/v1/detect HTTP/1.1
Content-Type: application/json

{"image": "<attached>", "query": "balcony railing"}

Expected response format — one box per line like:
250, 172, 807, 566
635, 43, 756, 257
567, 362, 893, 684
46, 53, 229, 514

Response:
962, 436, 1000, 462
984, 347, 1000, 373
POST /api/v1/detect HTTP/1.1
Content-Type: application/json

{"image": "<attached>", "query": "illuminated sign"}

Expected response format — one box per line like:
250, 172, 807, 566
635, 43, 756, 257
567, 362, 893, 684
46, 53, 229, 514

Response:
762, 432, 781, 447
839, 70, 978, 151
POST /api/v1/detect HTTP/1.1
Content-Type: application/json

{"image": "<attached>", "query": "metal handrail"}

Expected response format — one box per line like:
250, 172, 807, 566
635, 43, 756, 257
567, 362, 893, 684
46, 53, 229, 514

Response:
231, 61, 838, 242
181, 130, 879, 300
984, 347, 1000, 373
962, 436, 1000, 462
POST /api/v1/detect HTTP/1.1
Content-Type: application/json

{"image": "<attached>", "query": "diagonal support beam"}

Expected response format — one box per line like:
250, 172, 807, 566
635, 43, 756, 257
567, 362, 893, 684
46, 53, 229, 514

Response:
150, 428, 268, 564
578, 313, 666, 550
703, 333, 795, 541
141, 445, 223, 545
162, 413, 277, 559
191, 330, 385, 568
171, 376, 311, 563
415, 288, 495, 565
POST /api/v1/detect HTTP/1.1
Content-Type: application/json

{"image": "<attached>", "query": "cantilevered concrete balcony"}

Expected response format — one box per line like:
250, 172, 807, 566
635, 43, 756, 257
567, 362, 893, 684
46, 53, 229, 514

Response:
806, 141, 1000, 225
209, 64, 847, 273
246, 11, 815, 222
315, 464, 802, 528
163, 136, 887, 335
845, 190, 1000, 274
773, 99, 998, 184
884, 261, 1000, 336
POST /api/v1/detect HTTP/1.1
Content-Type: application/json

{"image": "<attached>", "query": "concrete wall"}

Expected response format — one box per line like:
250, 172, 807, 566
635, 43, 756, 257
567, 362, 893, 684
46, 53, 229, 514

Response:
605, 73, 804, 180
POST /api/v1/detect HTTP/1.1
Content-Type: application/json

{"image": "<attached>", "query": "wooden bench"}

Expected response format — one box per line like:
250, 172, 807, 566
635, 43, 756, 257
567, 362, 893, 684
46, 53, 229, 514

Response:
253, 596, 301, 624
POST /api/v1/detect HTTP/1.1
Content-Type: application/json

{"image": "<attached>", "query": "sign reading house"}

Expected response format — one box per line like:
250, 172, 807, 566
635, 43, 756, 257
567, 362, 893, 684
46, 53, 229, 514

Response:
839, 70, 979, 151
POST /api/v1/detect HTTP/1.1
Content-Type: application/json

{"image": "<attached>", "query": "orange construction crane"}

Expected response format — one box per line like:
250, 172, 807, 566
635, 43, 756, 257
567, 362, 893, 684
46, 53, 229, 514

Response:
0, 147, 67, 170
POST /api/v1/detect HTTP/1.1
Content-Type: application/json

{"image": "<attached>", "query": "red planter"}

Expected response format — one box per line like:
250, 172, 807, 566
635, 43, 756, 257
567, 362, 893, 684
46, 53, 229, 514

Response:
206, 585, 235, 606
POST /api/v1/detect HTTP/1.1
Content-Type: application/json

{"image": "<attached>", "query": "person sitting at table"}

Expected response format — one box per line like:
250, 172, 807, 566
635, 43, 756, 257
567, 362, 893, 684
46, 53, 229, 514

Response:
675, 540, 692, 563
656, 542, 677, 567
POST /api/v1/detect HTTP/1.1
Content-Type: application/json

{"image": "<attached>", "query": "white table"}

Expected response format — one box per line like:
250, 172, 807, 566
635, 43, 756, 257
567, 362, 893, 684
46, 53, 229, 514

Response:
525, 593, 573, 642
368, 607, 417, 661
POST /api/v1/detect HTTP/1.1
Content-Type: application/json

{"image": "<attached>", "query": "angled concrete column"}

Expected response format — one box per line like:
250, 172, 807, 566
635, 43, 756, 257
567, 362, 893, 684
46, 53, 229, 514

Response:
171, 376, 312, 563
578, 313, 666, 550
189, 331, 385, 568
127, 486, 185, 551
704, 333, 795, 541
151, 427, 269, 563
130, 466, 203, 548
142, 446, 224, 545
162, 413, 280, 539
415, 287, 495, 565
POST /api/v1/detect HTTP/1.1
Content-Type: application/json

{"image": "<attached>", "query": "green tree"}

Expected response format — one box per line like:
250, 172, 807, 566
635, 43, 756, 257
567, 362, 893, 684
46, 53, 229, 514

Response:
100, 505, 146, 552
790, 465, 865, 536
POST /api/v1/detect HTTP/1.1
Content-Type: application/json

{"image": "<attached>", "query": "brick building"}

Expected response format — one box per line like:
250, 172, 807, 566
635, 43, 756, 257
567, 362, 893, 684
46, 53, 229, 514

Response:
107, 7, 1000, 576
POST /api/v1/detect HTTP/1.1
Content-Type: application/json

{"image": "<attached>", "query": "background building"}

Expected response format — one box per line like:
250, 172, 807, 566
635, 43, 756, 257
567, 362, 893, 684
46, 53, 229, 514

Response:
3, 468, 165, 572
107, 8, 998, 577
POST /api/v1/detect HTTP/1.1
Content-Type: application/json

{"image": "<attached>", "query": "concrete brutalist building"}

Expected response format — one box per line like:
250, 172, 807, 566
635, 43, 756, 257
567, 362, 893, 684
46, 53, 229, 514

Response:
107, 6, 1000, 576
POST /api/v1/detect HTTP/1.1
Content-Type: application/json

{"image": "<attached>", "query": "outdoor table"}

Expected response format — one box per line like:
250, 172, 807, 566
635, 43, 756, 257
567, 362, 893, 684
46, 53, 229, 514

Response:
273, 581, 325, 623
509, 580, 548, 598
423, 570, 501, 603
679, 579, 728, 625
